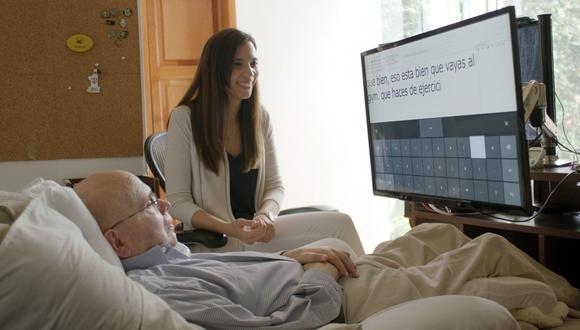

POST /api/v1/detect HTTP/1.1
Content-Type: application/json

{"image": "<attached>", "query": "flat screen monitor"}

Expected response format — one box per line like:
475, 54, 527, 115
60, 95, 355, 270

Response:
517, 14, 556, 143
361, 6, 533, 215
517, 14, 556, 123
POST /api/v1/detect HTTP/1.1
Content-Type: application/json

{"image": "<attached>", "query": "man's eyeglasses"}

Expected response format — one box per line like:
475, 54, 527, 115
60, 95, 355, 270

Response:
106, 192, 164, 231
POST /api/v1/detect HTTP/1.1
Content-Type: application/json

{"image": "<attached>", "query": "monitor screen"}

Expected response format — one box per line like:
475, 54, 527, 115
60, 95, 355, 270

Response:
361, 6, 533, 215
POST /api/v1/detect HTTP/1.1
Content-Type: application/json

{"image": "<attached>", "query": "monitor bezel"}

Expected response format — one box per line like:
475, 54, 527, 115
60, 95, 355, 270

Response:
361, 6, 533, 216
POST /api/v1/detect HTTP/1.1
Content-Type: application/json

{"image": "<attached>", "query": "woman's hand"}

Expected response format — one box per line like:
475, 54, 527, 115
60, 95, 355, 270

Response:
228, 218, 267, 244
253, 214, 276, 243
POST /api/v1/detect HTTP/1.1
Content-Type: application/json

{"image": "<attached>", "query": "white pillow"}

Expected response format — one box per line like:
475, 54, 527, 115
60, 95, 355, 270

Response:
21, 178, 123, 269
0, 196, 197, 329
359, 295, 519, 330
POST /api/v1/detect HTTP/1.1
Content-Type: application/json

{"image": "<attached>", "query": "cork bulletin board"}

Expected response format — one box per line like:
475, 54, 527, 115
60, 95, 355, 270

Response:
0, 0, 142, 161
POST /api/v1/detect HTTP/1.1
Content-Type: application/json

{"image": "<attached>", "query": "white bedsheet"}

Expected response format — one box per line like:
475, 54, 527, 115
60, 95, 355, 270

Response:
0, 180, 520, 329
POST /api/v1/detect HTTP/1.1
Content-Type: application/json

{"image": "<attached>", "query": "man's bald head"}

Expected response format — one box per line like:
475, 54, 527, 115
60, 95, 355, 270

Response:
74, 170, 143, 232
74, 170, 176, 259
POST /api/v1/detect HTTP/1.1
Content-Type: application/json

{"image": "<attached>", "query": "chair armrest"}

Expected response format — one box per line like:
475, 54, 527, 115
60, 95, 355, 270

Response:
176, 229, 228, 249
279, 205, 339, 216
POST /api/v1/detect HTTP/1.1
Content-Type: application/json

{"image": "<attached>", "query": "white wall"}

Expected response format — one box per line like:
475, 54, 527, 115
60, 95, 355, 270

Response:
0, 158, 146, 192
237, 0, 402, 252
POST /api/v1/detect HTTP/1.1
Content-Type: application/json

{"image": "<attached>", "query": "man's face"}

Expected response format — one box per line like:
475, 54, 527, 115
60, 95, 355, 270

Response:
108, 180, 177, 255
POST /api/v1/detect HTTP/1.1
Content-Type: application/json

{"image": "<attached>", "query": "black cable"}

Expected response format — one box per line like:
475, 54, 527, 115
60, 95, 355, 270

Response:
556, 140, 573, 152
553, 132, 578, 154
419, 169, 579, 223
422, 203, 479, 216
557, 140, 580, 156
478, 168, 579, 222
555, 92, 578, 154
529, 130, 543, 146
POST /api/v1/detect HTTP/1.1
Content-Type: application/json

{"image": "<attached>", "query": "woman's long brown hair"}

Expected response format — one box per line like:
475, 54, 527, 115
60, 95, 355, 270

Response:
177, 28, 263, 175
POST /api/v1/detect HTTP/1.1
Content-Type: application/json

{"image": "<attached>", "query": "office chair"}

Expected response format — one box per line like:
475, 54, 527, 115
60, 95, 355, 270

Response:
144, 132, 168, 191
145, 132, 228, 248
144, 132, 338, 248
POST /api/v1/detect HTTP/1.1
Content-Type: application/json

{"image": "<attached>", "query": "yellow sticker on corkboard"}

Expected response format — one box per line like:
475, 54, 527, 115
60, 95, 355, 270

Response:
66, 34, 94, 52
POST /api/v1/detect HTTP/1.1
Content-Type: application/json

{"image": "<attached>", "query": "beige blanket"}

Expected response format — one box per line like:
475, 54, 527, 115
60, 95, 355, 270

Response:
514, 302, 568, 328
339, 223, 579, 328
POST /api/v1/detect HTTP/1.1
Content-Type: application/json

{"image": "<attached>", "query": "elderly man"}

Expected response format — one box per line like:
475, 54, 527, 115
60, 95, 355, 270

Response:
75, 171, 578, 329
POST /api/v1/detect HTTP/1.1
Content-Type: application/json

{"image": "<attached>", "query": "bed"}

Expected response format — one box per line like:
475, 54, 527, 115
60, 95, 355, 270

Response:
0, 178, 577, 329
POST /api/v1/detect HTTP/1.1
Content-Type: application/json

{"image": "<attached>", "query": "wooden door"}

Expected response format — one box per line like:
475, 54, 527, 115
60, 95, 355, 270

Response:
140, 0, 236, 135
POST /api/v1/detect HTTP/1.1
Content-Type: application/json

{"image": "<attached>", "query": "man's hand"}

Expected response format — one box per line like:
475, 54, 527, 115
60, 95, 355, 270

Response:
282, 246, 359, 278
304, 262, 340, 280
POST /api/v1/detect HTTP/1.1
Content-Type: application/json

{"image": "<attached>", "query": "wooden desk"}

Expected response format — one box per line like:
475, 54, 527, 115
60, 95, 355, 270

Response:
406, 167, 580, 287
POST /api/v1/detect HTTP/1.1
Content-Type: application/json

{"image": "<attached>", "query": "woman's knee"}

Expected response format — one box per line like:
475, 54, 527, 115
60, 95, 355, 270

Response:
332, 212, 356, 228
477, 232, 510, 246
300, 237, 356, 255
323, 212, 364, 255
411, 222, 461, 235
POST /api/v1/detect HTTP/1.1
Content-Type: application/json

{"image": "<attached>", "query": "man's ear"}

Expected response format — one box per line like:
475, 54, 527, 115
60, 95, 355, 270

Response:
103, 230, 133, 259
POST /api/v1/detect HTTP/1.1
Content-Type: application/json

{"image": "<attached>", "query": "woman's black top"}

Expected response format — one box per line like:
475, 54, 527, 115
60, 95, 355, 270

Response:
228, 153, 258, 219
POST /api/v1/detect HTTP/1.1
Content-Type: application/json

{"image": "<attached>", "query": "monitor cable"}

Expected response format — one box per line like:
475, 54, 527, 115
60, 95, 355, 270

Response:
422, 168, 579, 222
478, 167, 580, 222
557, 140, 580, 156
422, 203, 479, 216
529, 129, 543, 146
555, 92, 578, 158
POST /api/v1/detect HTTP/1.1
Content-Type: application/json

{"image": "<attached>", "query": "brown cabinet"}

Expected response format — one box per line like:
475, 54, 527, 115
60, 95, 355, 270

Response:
140, 0, 237, 135
406, 167, 580, 287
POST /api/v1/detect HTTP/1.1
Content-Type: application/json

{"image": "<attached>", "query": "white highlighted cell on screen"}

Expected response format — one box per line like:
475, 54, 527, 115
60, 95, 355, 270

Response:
470, 136, 486, 159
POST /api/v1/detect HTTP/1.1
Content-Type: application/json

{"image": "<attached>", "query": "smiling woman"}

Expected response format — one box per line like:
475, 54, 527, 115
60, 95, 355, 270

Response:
164, 28, 365, 255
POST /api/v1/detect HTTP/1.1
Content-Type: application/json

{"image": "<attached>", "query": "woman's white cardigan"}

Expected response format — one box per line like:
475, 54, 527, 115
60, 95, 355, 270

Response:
165, 105, 285, 233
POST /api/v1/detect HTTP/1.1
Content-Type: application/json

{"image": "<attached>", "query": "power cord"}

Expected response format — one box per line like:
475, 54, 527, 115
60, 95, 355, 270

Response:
529, 129, 543, 146
422, 168, 580, 223
422, 203, 479, 216
555, 93, 578, 156
554, 92, 579, 163
479, 167, 580, 222
557, 140, 580, 156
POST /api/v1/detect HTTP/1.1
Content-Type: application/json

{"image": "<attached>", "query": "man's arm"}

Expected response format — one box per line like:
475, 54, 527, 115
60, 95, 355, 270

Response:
128, 262, 342, 329
304, 262, 340, 280
282, 246, 359, 278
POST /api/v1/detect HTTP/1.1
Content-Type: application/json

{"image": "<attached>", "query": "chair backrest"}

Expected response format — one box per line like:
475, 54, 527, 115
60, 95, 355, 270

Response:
144, 132, 167, 190
144, 131, 228, 248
